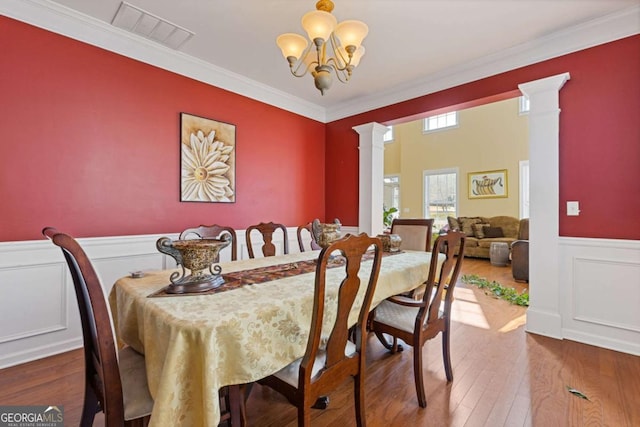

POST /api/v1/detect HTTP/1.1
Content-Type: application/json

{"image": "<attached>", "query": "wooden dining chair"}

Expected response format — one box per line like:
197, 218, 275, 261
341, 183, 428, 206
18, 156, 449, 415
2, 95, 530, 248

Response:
390, 218, 434, 252
296, 222, 321, 252
369, 231, 466, 408
258, 233, 383, 426
390, 218, 434, 299
179, 224, 238, 261
44, 227, 243, 427
43, 227, 154, 427
245, 221, 289, 258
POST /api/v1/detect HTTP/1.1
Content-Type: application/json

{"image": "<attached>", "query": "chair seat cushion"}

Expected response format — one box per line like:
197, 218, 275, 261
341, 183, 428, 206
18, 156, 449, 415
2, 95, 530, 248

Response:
373, 299, 421, 334
119, 346, 154, 421
373, 299, 444, 335
272, 341, 357, 387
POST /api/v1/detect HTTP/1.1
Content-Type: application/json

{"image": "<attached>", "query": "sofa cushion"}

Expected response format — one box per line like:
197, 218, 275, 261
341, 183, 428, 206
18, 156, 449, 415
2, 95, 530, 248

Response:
488, 216, 520, 239
447, 216, 460, 231
473, 223, 490, 239
464, 237, 479, 248
483, 226, 504, 238
458, 217, 482, 236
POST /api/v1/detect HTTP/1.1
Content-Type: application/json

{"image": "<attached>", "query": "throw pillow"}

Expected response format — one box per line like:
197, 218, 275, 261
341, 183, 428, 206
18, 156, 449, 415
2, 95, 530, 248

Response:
447, 216, 460, 231
458, 217, 482, 237
473, 223, 490, 239
483, 226, 504, 238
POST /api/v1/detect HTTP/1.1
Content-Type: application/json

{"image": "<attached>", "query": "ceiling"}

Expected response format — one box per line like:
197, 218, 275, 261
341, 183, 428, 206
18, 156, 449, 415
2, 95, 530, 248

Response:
6, 0, 640, 120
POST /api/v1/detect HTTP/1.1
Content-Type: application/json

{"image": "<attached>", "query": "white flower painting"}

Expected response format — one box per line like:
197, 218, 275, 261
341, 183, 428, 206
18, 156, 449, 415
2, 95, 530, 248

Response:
180, 113, 236, 202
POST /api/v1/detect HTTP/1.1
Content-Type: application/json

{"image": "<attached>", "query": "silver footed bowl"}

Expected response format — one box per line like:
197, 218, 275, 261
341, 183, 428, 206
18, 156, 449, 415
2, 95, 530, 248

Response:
156, 235, 231, 293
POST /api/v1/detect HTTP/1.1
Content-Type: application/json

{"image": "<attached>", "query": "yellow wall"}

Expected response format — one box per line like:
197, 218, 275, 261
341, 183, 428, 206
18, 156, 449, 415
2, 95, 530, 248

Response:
384, 98, 528, 218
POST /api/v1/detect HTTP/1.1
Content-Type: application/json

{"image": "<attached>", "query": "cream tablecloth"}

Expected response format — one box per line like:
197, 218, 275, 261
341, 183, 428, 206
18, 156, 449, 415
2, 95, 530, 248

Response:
109, 249, 439, 426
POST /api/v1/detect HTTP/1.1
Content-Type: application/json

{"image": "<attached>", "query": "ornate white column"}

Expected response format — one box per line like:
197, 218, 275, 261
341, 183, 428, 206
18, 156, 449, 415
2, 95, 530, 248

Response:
519, 72, 570, 339
353, 123, 388, 236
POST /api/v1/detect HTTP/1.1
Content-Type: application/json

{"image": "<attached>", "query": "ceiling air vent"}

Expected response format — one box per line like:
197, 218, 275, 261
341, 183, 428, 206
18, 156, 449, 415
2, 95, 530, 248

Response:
111, 1, 194, 50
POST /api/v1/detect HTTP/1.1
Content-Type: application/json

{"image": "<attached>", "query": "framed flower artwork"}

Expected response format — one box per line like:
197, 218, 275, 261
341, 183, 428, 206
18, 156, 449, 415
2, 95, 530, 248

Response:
180, 113, 236, 203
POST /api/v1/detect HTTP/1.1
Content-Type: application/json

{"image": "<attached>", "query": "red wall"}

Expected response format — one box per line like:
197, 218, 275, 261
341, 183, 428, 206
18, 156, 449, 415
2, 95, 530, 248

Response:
325, 35, 640, 240
0, 17, 326, 241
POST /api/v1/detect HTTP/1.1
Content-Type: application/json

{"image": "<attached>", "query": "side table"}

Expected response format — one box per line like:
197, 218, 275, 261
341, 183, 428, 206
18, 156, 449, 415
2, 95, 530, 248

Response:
489, 242, 510, 267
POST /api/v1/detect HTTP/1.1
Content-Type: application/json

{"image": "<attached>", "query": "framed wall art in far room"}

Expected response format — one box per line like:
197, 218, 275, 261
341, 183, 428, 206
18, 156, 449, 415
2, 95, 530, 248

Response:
468, 169, 508, 199
180, 112, 236, 203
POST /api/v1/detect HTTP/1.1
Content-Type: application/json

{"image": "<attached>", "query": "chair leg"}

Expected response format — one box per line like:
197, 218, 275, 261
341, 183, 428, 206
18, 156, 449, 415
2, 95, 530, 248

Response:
442, 322, 454, 382
354, 374, 366, 427
374, 331, 404, 353
298, 405, 311, 427
413, 344, 427, 408
227, 385, 244, 427
80, 384, 99, 427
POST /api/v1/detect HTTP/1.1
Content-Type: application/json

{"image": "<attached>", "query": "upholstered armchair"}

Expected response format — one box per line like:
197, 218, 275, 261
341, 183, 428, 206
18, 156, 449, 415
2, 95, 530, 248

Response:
511, 218, 529, 282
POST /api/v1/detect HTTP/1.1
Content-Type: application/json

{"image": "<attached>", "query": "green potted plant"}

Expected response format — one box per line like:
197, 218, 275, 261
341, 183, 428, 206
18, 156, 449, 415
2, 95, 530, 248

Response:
383, 206, 398, 231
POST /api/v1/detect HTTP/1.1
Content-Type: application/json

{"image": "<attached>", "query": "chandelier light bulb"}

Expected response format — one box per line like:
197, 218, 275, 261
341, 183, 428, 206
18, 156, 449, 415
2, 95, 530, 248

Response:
301, 10, 337, 43
334, 20, 368, 49
276, 33, 308, 62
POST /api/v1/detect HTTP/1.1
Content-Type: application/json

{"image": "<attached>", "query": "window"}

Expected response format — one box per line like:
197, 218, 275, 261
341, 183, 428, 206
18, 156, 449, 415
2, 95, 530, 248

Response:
519, 95, 530, 114
383, 175, 400, 219
423, 169, 457, 230
383, 126, 394, 142
423, 111, 458, 132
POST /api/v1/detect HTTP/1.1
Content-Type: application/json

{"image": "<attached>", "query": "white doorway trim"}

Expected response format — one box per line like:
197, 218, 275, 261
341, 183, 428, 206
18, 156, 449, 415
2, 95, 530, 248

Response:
519, 160, 530, 219
356, 72, 570, 340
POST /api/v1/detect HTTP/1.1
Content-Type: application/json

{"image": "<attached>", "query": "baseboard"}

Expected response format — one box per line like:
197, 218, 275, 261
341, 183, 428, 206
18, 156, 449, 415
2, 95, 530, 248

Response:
525, 308, 563, 339
562, 329, 640, 357
0, 338, 82, 369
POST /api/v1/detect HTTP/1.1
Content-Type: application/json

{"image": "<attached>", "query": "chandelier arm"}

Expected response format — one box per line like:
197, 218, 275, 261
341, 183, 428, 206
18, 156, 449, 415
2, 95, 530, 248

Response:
326, 57, 352, 73
289, 42, 318, 77
291, 61, 319, 78
328, 33, 352, 71
334, 67, 350, 84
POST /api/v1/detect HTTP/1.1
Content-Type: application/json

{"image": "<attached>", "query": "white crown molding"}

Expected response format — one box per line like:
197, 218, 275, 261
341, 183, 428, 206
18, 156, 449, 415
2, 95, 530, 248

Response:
325, 5, 640, 122
0, 0, 327, 122
2, 1, 638, 123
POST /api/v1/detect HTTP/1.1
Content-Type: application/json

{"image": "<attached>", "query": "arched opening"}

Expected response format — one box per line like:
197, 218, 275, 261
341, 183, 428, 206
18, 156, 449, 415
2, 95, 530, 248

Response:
355, 73, 570, 339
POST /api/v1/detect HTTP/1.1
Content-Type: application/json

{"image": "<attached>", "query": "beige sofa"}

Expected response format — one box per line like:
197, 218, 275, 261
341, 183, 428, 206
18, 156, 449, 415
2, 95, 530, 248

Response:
447, 215, 524, 259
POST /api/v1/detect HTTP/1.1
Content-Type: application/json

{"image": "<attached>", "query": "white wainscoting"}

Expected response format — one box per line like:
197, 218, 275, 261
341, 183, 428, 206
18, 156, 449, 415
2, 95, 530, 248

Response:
558, 237, 640, 356
6, 231, 634, 368
0, 226, 359, 368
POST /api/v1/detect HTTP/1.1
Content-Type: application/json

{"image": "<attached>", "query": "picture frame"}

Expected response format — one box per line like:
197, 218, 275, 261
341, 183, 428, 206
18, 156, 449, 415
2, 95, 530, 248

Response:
180, 112, 236, 203
468, 169, 508, 199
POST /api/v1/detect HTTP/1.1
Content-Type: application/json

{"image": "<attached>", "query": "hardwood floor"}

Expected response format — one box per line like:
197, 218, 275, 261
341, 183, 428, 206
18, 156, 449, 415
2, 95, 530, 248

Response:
1, 258, 638, 426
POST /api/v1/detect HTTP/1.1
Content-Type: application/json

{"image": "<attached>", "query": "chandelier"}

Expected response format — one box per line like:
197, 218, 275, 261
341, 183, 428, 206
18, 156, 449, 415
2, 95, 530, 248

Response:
276, 0, 368, 95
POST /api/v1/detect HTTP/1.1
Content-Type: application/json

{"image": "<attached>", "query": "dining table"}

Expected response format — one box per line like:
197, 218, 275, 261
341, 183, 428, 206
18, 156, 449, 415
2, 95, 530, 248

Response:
108, 248, 442, 427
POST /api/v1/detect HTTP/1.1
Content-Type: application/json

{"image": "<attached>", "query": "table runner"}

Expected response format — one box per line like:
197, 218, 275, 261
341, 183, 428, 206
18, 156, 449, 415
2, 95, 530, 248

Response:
148, 250, 403, 297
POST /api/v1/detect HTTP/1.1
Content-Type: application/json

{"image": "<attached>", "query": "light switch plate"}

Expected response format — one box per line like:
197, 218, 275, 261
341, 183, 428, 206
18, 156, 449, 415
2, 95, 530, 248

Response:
567, 201, 580, 216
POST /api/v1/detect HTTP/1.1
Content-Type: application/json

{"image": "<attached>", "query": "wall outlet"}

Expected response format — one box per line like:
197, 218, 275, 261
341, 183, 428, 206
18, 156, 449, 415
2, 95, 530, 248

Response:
567, 201, 580, 216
